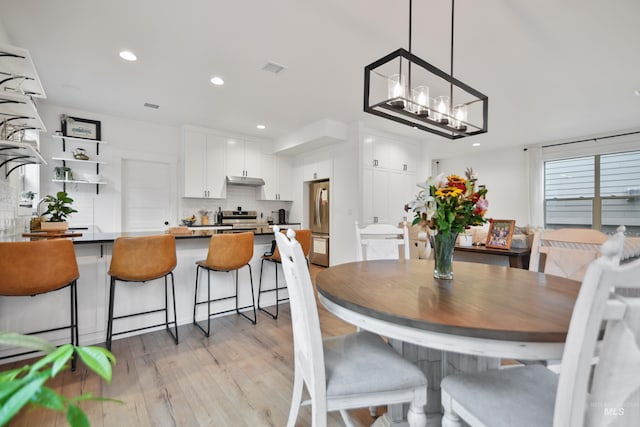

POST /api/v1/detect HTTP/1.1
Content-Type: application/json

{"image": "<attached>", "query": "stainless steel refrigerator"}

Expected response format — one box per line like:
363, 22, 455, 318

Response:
309, 180, 330, 266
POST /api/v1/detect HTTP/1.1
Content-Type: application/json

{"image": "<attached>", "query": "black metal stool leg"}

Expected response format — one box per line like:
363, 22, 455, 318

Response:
236, 265, 257, 324
70, 280, 78, 370
106, 277, 116, 351
164, 272, 178, 345
193, 265, 212, 337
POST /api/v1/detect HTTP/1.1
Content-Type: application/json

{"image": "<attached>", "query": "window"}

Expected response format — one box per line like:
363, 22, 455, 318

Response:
544, 150, 640, 235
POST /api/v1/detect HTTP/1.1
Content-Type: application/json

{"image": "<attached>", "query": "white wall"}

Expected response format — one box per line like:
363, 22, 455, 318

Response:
38, 104, 181, 231
435, 146, 532, 226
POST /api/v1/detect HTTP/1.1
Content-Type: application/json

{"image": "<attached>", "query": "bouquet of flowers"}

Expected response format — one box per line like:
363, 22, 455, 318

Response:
405, 168, 489, 279
405, 168, 489, 234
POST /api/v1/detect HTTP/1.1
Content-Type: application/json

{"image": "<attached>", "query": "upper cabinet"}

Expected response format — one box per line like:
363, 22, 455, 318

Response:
303, 157, 332, 182
363, 136, 417, 173
361, 133, 418, 225
0, 44, 47, 176
225, 138, 262, 177
183, 129, 225, 198
259, 154, 293, 201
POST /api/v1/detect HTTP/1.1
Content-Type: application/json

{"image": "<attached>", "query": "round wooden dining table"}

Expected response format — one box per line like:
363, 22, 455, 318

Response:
316, 259, 581, 425
316, 258, 581, 360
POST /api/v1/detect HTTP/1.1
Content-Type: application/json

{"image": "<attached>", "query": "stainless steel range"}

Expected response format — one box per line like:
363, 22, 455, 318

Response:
221, 210, 268, 233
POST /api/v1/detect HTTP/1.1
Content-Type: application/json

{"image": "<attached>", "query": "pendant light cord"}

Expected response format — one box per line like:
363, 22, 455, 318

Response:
409, 0, 412, 53
450, 0, 455, 110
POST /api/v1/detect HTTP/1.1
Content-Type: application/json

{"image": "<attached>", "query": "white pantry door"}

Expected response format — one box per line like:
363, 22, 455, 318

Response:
122, 159, 174, 231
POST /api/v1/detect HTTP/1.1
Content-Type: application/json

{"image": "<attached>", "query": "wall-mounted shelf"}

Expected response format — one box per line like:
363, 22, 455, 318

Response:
52, 133, 107, 154
52, 131, 107, 194
0, 44, 47, 176
52, 178, 107, 195
0, 139, 47, 178
50, 157, 107, 165
0, 43, 46, 98
52, 179, 107, 185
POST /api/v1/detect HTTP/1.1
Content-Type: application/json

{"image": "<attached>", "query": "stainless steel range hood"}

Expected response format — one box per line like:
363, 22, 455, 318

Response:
226, 176, 265, 186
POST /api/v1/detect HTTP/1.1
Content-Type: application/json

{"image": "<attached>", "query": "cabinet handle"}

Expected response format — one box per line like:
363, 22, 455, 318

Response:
313, 172, 318, 179
373, 159, 378, 167
373, 216, 378, 223
403, 163, 407, 171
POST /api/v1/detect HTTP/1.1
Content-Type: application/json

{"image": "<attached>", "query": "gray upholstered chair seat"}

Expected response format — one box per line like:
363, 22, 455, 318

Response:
441, 365, 558, 427
324, 331, 427, 398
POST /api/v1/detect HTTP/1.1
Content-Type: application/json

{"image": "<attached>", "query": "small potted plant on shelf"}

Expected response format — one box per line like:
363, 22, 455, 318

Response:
40, 191, 77, 232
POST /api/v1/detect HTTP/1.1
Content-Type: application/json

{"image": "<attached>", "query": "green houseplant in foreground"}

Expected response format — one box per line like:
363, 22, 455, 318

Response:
0, 332, 118, 427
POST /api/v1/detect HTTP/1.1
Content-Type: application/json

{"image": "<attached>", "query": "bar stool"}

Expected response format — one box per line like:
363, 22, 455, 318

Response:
0, 239, 79, 366
258, 228, 311, 319
193, 232, 257, 337
106, 234, 178, 350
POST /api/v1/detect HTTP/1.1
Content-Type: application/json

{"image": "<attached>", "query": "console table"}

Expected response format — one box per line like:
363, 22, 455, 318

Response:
454, 245, 531, 269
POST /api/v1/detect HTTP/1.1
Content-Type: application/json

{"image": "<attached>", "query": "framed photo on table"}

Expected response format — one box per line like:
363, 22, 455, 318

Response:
486, 219, 515, 250
61, 116, 101, 140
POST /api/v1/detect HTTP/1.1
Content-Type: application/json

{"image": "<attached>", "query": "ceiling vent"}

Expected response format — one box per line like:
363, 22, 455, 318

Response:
144, 102, 159, 109
261, 61, 287, 75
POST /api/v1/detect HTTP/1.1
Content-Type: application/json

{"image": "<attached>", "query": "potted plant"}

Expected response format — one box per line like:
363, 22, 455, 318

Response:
0, 331, 118, 426
54, 166, 73, 181
40, 191, 77, 232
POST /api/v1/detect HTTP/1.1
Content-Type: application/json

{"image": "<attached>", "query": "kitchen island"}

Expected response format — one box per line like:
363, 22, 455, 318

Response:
0, 227, 290, 360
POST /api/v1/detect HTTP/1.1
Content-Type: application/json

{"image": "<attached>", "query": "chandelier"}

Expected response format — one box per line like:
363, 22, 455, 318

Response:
364, 0, 488, 139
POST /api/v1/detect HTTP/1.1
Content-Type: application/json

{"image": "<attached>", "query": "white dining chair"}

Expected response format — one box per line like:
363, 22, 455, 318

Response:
273, 227, 428, 427
355, 221, 410, 261
529, 227, 608, 281
441, 232, 640, 427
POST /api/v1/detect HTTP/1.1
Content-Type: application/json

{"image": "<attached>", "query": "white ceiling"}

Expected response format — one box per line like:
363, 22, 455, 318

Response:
1, 0, 639, 158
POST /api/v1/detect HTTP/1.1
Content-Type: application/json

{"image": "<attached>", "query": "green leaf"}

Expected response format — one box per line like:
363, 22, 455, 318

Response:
0, 332, 56, 354
31, 345, 73, 374
0, 376, 30, 402
0, 366, 29, 383
66, 403, 90, 427
51, 346, 74, 377
0, 373, 48, 426
30, 386, 65, 411
75, 346, 115, 383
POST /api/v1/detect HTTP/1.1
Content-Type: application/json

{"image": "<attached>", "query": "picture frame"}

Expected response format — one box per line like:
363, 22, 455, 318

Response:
61, 116, 101, 140
486, 219, 516, 250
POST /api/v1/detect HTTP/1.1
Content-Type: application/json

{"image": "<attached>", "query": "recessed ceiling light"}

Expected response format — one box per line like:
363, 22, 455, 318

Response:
472, 142, 481, 147
256, 124, 266, 130
119, 50, 137, 61
210, 76, 224, 86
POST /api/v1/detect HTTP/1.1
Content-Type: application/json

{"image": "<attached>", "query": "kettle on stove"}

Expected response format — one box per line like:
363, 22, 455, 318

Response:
278, 208, 286, 224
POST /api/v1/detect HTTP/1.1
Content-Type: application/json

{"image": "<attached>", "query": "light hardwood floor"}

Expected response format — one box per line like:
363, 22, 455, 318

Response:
4, 265, 382, 426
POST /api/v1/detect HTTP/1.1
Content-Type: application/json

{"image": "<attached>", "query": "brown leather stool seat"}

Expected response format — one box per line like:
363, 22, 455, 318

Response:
193, 232, 257, 336
106, 234, 178, 350
258, 228, 311, 319
0, 239, 79, 366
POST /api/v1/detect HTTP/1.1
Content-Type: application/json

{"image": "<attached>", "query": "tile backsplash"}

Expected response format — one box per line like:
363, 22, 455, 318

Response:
180, 185, 294, 225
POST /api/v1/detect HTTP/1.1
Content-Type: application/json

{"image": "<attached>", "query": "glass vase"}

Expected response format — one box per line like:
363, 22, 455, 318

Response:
433, 230, 458, 280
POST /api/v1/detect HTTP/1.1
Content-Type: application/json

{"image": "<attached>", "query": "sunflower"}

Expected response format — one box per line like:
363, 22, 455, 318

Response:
447, 175, 466, 185
435, 187, 463, 198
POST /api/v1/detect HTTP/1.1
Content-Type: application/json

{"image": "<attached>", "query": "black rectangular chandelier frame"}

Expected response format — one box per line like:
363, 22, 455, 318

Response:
364, 48, 488, 140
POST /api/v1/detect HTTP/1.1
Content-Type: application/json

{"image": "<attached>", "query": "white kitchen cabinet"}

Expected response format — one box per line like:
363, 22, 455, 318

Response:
364, 136, 417, 173
225, 138, 263, 177
260, 155, 293, 201
362, 167, 414, 225
183, 129, 225, 198
303, 158, 332, 181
